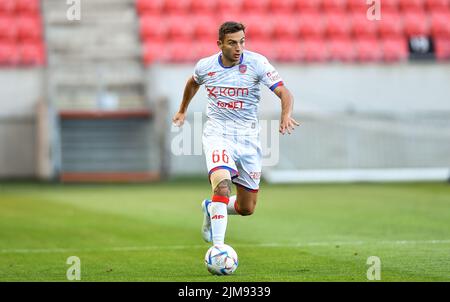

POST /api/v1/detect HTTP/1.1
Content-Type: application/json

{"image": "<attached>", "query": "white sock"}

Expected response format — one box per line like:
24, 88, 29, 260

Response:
210, 201, 228, 245
227, 195, 239, 215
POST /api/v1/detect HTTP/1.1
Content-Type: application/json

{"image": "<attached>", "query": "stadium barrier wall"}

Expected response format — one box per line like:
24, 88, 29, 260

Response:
0, 69, 45, 178
1, 63, 450, 180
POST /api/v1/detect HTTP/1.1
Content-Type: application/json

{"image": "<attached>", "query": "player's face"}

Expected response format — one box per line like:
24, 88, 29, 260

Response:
218, 31, 245, 65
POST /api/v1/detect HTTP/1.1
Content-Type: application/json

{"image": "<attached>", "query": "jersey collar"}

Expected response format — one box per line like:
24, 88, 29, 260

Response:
218, 53, 244, 69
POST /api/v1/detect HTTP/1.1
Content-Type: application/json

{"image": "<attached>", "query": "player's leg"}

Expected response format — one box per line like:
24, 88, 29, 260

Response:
228, 184, 258, 216
208, 169, 232, 245
228, 136, 261, 216
201, 133, 238, 243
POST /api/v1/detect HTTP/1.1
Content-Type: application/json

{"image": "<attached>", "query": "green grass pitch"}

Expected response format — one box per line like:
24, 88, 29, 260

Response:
1, 180, 449, 281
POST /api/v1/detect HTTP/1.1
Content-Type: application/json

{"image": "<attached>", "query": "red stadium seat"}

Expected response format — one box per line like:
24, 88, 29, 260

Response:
274, 39, 303, 61
19, 42, 45, 65
298, 11, 325, 38
399, 0, 425, 12
0, 15, 16, 42
355, 38, 383, 61
295, 0, 321, 12
430, 11, 450, 37
351, 12, 379, 38
302, 38, 329, 62
347, 0, 367, 13
0, 0, 15, 14
195, 40, 219, 59
378, 11, 404, 38
16, 15, 43, 42
269, 0, 297, 14
322, 0, 347, 12
0, 42, 19, 65
0, 0, 45, 66
165, 0, 192, 14
381, 0, 400, 12
190, 0, 217, 13
403, 11, 430, 36
16, 0, 40, 14
328, 37, 356, 62
218, 11, 243, 22
242, 0, 270, 12
272, 14, 300, 39
325, 12, 352, 38
217, 11, 244, 28
139, 15, 168, 41
217, 0, 243, 15
381, 37, 409, 61
167, 40, 199, 62
246, 39, 277, 59
425, 0, 450, 11
244, 13, 274, 39
136, 0, 164, 14
193, 15, 219, 40
143, 41, 168, 65
167, 15, 195, 40
434, 36, 450, 60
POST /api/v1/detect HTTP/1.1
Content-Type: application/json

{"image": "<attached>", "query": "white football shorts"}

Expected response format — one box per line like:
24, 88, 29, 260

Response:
203, 126, 262, 192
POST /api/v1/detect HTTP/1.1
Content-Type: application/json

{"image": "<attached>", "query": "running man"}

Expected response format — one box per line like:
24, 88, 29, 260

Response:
172, 21, 299, 246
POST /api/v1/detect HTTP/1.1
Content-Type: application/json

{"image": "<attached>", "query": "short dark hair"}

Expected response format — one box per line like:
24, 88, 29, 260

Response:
218, 21, 245, 41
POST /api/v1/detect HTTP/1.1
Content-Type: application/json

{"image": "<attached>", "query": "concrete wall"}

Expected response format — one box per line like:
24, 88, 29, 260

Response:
0, 69, 45, 178
146, 62, 450, 175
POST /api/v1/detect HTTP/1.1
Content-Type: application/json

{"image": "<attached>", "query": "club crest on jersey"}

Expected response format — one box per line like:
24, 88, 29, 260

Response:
239, 64, 247, 73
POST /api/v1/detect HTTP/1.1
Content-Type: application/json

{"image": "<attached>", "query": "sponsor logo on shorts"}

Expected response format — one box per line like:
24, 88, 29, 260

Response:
211, 214, 225, 220
249, 172, 261, 180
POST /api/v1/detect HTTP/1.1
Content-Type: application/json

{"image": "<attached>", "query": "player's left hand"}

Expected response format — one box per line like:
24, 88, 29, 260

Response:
279, 115, 300, 135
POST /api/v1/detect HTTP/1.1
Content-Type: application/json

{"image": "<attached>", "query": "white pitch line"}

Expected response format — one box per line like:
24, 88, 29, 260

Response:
1, 239, 450, 254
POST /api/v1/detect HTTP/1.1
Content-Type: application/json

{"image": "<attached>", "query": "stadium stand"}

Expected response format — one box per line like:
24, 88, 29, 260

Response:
269, 0, 297, 13
43, 0, 145, 109
355, 37, 383, 61
0, 0, 45, 66
378, 11, 404, 38
35, 0, 162, 182
136, 0, 450, 63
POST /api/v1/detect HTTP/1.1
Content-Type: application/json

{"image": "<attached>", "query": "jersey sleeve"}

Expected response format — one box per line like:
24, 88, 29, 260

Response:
192, 59, 206, 85
257, 56, 284, 91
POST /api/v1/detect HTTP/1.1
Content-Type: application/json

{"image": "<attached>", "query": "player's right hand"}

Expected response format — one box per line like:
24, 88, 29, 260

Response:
172, 112, 186, 127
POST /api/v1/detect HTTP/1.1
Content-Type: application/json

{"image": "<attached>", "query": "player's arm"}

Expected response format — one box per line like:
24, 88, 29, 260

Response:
273, 85, 300, 135
172, 76, 200, 127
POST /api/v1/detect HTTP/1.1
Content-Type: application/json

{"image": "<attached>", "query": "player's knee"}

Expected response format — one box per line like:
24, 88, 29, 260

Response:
238, 200, 256, 216
211, 169, 232, 197
239, 207, 255, 216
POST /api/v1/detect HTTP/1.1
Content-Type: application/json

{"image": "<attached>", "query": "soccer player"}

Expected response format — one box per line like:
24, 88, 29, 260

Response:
172, 21, 299, 246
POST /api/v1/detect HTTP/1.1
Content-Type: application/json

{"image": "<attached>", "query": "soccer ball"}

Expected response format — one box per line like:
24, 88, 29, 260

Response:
204, 244, 238, 275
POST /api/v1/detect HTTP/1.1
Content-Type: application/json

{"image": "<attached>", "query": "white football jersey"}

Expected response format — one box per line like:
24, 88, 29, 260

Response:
193, 50, 283, 136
